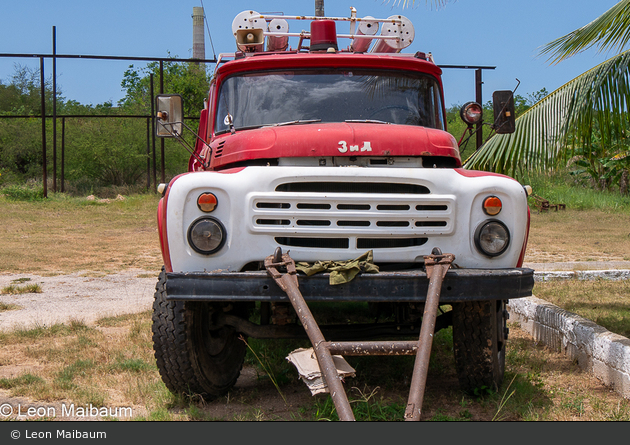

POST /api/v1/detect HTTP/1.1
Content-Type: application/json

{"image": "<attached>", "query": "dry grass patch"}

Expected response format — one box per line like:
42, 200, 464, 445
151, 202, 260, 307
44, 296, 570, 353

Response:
0, 301, 22, 312
525, 209, 630, 263
1, 283, 42, 294
0, 312, 628, 421
533, 279, 630, 339
0, 312, 178, 419
0, 194, 162, 274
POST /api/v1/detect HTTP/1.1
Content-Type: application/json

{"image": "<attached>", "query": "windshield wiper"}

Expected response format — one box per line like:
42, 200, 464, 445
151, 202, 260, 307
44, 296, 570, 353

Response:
272, 119, 322, 127
217, 119, 322, 135
345, 119, 390, 124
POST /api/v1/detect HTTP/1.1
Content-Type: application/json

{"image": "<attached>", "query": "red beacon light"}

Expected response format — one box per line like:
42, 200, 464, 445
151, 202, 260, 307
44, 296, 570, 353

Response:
310, 20, 338, 52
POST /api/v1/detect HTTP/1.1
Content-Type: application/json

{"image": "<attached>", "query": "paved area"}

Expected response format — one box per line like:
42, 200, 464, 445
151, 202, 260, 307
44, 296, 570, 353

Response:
0, 270, 157, 332
524, 261, 630, 271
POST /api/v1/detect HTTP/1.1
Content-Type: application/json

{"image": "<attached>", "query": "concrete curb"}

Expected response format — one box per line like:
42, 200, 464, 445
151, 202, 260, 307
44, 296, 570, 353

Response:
534, 269, 630, 282
509, 269, 630, 399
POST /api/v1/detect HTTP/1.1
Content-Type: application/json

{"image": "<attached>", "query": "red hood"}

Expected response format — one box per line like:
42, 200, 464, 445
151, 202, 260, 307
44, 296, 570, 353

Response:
209, 123, 460, 169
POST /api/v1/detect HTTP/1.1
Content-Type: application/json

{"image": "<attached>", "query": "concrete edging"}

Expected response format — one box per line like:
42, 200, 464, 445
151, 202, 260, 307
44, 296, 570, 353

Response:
508, 269, 630, 399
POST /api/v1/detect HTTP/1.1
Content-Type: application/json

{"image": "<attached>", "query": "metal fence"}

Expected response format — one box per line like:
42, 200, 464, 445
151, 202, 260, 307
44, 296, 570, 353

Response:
0, 26, 217, 197
1, 27, 495, 198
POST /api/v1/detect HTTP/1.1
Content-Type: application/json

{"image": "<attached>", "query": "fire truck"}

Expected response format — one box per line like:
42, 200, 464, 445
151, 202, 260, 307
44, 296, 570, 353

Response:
152, 8, 534, 419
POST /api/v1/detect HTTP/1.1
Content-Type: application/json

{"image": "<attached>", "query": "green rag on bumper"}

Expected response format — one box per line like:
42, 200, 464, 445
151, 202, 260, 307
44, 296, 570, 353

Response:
295, 251, 379, 285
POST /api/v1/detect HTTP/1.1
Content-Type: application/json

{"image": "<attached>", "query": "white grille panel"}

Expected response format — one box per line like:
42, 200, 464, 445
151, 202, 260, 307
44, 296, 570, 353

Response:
249, 191, 455, 247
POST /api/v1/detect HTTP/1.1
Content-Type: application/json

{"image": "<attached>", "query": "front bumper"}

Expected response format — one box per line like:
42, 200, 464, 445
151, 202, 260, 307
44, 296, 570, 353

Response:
165, 267, 534, 303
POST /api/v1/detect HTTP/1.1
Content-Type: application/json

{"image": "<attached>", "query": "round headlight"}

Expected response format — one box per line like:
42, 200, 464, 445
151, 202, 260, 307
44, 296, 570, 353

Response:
475, 220, 510, 257
188, 217, 226, 255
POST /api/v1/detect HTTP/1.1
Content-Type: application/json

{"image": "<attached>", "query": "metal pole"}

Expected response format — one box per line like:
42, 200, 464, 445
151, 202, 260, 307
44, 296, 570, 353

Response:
475, 68, 483, 150
265, 250, 355, 421
404, 251, 454, 421
280, 274, 355, 421
160, 61, 165, 183
315, 0, 324, 17
40, 57, 47, 199
61, 117, 65, 192
52, 26, 57, 193
150, 73, 157, 192
146, 118, 151, 190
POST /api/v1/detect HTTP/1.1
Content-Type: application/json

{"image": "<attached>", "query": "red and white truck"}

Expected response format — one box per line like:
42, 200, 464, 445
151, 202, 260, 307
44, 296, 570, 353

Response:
152, 8, 534, 406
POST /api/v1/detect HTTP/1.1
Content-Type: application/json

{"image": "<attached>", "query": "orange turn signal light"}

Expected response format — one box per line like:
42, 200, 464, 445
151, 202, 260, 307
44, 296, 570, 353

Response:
197, 192, 218, 213
483, 196, 502, 216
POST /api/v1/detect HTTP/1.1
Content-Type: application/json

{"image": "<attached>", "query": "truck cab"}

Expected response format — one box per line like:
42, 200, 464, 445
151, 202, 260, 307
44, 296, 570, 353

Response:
152, 9, 534, 405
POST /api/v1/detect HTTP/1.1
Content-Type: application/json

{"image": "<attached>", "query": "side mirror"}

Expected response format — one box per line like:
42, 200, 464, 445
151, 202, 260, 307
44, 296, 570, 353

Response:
492, 91, 515, 134
156, 94, 184, 137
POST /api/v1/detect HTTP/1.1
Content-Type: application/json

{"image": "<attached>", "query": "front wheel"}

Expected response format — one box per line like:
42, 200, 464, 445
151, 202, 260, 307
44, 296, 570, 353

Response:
151, 270, 248, 400
451, 300, 507, 394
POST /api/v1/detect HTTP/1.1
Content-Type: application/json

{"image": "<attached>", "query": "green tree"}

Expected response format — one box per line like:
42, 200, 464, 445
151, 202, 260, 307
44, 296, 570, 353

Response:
0, 64, 58, 115
464, 0, 630, 193
446, 89, 548, 157
119, 59, 211, 117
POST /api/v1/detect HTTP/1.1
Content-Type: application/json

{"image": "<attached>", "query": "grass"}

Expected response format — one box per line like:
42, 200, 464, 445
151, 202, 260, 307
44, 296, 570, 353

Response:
525, 209, 630, 264
0, 312, 172, 417
521, 168, 630, 212
1, 283, 42, 294
0, 306, 629, 421
0, 174, 629, 420
533, 279, 630, 338
0, 192, 162, 274
0, 302, 22, 312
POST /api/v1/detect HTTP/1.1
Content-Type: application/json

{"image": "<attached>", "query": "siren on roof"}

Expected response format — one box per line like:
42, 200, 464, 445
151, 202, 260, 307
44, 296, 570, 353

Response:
350, 16, 379, 53
232, 10, 266, 52
370, 15, 414, 53
267, 18, 289, 51
227, 9, 417, 55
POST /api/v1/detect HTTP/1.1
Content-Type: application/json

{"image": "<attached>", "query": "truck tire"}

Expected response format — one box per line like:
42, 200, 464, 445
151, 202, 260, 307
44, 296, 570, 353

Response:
151, 269, 248, 400
451, 300, 507, 394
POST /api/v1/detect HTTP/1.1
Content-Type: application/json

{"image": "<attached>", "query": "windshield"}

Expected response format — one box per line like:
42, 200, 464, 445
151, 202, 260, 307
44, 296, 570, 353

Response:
215, 69, 445, 134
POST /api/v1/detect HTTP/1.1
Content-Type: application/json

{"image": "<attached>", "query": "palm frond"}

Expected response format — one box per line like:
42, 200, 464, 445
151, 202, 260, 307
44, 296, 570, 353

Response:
464, 50, 630, 177
384, 0, 450, 10
540, 0, 630, 64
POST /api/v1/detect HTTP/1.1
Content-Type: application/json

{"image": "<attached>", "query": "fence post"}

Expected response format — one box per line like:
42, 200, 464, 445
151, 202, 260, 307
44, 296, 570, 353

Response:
150, 73, 157, 192
160, 60, 165, 184
52, 26, 57, 193
61, 117, 65, 193
40, 57, 47, 199
146, 118, 151, 191
475, 68, 483, 150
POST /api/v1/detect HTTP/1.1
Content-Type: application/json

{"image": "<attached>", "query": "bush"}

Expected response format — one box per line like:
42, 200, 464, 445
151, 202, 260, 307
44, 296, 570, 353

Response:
1, 183, 45, 201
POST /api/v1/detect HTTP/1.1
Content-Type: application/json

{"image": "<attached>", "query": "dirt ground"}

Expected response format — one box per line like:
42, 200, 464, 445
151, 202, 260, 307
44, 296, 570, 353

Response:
1, 205, 630, 420
172, 321, 627, 421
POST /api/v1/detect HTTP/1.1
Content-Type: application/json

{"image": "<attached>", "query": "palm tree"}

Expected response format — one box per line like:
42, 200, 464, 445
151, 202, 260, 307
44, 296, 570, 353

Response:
464, 0, 630, 191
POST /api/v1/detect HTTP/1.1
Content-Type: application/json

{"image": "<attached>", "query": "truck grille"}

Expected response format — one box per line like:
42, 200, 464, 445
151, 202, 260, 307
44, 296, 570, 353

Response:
249, 181, 454, 250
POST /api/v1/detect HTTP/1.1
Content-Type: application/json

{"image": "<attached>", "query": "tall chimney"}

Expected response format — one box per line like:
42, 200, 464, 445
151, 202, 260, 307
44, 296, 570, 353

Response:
192, 7, 205, 62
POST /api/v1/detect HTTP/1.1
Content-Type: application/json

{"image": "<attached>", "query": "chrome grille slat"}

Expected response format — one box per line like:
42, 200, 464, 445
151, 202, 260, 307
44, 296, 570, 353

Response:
249, 188, 455, 248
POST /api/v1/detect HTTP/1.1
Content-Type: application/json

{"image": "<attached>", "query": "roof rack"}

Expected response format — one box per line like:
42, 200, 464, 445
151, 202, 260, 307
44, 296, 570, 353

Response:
231, 7, 415, 54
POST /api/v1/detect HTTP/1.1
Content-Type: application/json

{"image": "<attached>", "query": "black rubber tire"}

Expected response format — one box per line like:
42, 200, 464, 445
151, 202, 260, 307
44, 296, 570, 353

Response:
452, 300, 507, 394
151, 269, 248, 400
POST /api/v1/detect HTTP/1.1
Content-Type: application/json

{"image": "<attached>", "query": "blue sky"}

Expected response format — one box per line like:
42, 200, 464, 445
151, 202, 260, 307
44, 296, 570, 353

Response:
0, 0, 622, 108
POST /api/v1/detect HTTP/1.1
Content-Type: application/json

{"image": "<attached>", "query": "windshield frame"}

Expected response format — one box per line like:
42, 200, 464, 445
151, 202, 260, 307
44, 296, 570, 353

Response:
213, 68, 446, 135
